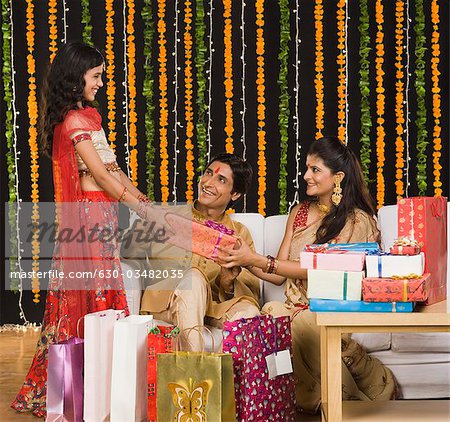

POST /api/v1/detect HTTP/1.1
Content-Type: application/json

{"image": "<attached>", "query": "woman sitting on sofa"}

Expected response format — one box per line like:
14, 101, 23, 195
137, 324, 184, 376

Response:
218, 136, 397, 414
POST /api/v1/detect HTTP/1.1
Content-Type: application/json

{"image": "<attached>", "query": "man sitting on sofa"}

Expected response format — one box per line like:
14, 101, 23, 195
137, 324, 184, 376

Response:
121, 153, 260, 350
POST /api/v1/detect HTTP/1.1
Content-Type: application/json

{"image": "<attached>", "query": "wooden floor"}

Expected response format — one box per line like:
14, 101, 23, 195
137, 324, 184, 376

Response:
0, 329, 320, 421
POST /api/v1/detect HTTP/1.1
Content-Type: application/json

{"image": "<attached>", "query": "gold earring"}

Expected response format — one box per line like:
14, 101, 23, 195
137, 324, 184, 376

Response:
332, 176, 342, 206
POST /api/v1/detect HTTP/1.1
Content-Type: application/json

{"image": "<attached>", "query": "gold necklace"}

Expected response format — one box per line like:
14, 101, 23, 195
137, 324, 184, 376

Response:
316, 202, 330, 216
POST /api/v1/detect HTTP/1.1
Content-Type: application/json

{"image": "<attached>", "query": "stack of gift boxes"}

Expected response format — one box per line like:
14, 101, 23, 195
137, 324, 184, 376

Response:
305, 196, 448, 313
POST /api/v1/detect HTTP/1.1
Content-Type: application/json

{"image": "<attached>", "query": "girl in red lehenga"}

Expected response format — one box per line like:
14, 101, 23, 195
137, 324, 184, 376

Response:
11, 42, 154, 417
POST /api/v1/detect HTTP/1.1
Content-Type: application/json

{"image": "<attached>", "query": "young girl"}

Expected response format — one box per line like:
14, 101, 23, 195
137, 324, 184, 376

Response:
11, 42, 152, 417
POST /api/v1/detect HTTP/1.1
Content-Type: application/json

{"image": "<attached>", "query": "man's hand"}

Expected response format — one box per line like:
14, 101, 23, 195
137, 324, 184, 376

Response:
218, 266, 241, 294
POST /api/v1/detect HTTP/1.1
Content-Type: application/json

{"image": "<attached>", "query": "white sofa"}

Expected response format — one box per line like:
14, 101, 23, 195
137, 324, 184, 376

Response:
121, 203, 450, 399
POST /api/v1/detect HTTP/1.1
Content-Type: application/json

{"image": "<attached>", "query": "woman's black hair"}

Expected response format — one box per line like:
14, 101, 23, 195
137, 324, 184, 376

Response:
206, 153, 253, 196
39, 42, 104, 157
307, 136, 377, 243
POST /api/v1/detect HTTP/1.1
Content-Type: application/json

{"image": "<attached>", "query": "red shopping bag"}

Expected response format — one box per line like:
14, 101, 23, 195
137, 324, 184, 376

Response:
398, 196, 447, 304
147, 324, 179, 422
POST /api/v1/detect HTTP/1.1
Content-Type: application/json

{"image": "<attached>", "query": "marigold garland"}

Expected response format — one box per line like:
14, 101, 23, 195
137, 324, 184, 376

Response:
414, 0, 428, 195
126, 0, 138, 186
336, 0, 346, 142
157, 0, 170, 202
431, 0, 442, 196
195, 0, 208, 173
375, 0, 386, 209
26, 0, 40, 303
278, 0, 290, 214
48, 0, 57, 62
105, 0, 117, 152
184, 0, 195, 201
314, 0, 324, 139
255, 0, 266, 215
394, 1, 405, 197
358, 0, 372, 183
81, 0, 93, 46
142, 0, 156, 199
223, 0, 234, 153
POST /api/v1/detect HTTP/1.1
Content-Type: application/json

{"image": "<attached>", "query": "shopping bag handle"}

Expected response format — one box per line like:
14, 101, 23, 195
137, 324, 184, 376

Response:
55, 315, 84, 341
431, 196, 446, 218
180, 325, 216, 353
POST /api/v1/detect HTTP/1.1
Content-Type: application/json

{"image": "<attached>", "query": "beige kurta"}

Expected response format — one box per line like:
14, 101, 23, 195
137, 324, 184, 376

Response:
121, 204, 260, 319
262, 204, 397, 414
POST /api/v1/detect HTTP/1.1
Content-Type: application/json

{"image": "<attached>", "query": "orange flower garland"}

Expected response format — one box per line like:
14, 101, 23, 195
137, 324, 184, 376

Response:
336, 0, 346, 142
48, 0, 57, 62
105, 0, 117, 152
157, 0, 169, 202
431, 0, 442, 196
314, 0, 324, 139
26, 0, 40, 303
184, 0, 195, 201
126, 0, 138, 186
223, 0, 234, 153
394, 1, 405, 197
375, 0, 386, 209
255, 0, 266, 215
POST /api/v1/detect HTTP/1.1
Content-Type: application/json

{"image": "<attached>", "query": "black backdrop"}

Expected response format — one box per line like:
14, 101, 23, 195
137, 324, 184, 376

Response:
1, 0, 448, 324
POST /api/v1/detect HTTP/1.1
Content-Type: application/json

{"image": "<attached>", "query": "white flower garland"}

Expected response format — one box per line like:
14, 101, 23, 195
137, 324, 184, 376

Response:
206, 0, 214, 163
172, 1, 180, 202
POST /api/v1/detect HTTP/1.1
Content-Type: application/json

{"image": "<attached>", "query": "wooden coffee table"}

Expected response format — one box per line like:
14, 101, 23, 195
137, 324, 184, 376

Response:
316, 300, 450, 421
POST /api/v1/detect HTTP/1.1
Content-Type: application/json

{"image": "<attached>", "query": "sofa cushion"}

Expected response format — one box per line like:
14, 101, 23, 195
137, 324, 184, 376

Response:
351, 333, 392, 352
391, 333, 450, 353
229, 213, 265, 254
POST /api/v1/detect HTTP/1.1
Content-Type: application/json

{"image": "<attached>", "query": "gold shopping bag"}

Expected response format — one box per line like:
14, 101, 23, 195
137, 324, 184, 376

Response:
157, 352, 236, 422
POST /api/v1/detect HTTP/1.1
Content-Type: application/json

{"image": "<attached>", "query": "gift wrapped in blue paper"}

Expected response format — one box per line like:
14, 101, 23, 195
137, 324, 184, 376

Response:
309, 299, 415, 313
306, 242, 380, 254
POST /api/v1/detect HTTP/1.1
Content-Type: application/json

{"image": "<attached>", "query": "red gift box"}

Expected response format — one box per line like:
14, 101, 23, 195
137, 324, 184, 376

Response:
389, 237, 421, 255
397, 197, 447, 304
362, 273, 431, 302
165, 212, 238, 260
147, 325, 179, 422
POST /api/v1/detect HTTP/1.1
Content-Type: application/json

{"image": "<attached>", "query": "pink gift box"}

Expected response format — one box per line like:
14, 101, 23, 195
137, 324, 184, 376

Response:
362, 273, 431, 302
300, 251, 366, 271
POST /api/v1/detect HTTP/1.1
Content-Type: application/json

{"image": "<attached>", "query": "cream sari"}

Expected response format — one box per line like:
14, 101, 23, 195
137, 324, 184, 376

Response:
262, 205, 397, 414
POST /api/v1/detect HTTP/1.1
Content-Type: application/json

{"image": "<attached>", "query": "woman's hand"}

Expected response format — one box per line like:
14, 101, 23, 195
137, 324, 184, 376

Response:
217, 238, 256, 268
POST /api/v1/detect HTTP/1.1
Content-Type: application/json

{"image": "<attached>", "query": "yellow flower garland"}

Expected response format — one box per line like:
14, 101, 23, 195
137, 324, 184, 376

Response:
184, 0, 195, 201
314, 0, 324, 139
375, 0, 385, 209
394, 0, 405, 197
126, 0, 138, 186
223, 0, 234, 153
157, 0, 169, 202
336, 0, 346, 142
105, 0, 117, 152
255, 0, 266, 215
26, 0, 40, 303
48, 0, 57, 62
431, 0, 442, 196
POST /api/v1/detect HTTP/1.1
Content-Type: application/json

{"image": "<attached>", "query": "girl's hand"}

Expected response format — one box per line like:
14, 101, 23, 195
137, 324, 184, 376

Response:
217, 237, 255, 268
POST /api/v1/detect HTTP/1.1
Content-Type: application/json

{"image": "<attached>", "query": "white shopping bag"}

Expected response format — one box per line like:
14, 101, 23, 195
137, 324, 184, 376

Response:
110, 315, 153, 422
83, 309, 126, 422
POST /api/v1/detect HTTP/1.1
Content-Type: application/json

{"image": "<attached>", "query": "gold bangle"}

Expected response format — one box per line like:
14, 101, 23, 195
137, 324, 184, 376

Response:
118, 187, 128, 202
137, 193, 151, 203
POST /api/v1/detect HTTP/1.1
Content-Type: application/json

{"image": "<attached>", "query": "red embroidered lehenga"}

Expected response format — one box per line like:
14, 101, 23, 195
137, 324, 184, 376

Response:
11, 107, 129, 417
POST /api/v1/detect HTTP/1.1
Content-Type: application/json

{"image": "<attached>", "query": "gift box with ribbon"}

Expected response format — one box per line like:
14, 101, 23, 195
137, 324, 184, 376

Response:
164, 213, 238, 260
362, 273, 431, 303
390, 237, 422, 256
300, 249, 366, 271
305, 242, 380, 253
306, 269, 364, 301
365, 252, 425, 278
398, 196, 447, 305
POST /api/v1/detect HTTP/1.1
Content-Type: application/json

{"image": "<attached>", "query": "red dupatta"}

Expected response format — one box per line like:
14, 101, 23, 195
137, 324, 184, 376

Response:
52, 107, 102, 290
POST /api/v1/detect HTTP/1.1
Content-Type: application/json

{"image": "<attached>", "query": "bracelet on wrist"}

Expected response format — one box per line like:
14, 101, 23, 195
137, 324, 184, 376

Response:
118, 187, 128, 202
